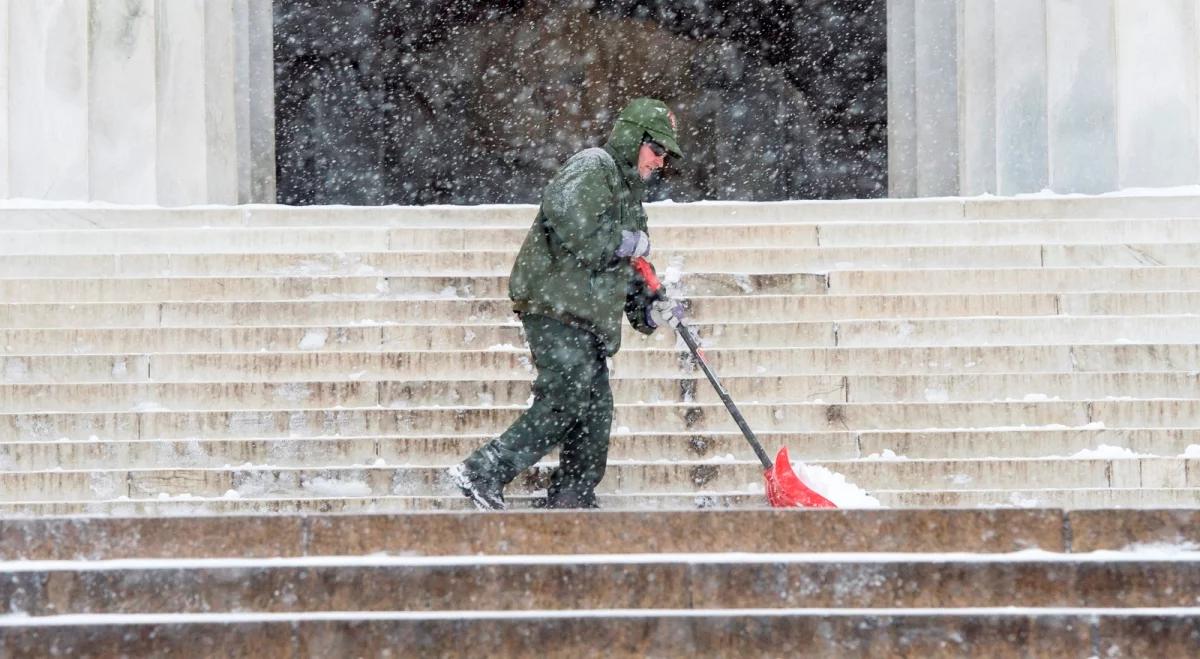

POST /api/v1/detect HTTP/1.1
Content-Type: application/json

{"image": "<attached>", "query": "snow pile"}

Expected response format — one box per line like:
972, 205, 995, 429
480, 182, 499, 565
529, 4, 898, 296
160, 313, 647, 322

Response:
864, 449, 909, 461
1182, 445, 1200, 458
298, 329, 328, 350
304, 476, 372, 497
794, 463, 882, 508
1069, 444, 1145, 459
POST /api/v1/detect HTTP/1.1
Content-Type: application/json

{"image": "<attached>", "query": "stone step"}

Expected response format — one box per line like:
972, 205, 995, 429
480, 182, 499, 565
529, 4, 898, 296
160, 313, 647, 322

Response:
1, 610, 1196, 658
7, 487, 1200, 515
2, 428, 1196, 472
8, 218, 1200, 255
9, 243, 1200, 277
3, 399, 1197, 441
0, 194, 1193, 229
1, 291, 1101, 328
4, 553, 1199, 615
3, 456, 1196, 502
0, 371, 1195, 413
0, 271, 827, 303
2, 319, 1195, 355
1, 290, 1196, 330
880, 487, 1200, 508
27, 343, 1196, 384
5, 266, 1200, 304
0, 223, 835, 255
829, 266, 1200, 293
6, 508, 1197, 559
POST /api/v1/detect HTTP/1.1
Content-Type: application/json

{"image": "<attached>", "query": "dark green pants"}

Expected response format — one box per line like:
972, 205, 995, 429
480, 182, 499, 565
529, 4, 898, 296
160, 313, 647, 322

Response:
463, 313, 613, 507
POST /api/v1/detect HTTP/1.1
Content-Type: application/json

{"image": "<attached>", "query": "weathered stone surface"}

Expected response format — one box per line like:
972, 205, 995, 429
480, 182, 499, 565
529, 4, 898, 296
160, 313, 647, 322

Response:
4, 613, 1185, 658
0, 510, 1065, 560
1068, 510, 1200, 552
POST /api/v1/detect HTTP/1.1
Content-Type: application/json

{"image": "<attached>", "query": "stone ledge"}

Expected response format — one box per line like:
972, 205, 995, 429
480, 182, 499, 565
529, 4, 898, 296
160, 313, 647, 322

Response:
0, 509, 1066, 560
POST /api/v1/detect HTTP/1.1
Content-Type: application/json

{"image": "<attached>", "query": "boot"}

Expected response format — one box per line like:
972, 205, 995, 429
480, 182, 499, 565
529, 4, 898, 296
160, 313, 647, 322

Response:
447, 463, 506, 511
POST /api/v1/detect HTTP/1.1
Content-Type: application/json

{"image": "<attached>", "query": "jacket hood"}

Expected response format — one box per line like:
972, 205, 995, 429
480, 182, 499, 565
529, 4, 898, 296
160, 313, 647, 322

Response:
605, 97, 683, 168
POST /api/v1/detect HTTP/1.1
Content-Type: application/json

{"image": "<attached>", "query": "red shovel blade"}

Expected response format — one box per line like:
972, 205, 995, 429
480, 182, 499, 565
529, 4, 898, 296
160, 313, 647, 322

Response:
765, 447, 838, 508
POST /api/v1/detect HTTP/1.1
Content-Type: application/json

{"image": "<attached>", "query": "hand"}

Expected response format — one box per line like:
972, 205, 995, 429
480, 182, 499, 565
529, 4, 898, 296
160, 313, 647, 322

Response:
615, 230, 651, 258
649, 297, 685, 329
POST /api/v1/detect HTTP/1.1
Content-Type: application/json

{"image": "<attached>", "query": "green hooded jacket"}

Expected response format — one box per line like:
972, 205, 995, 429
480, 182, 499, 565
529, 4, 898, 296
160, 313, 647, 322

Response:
509, 98, 682, 356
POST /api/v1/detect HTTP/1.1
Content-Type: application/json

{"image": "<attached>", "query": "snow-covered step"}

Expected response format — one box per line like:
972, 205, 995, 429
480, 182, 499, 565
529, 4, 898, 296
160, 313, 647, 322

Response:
4, 428, 1198, 472
1, 292, 1089, 328
9, 218, 1200, 255
3, 456, 1197, 503
7, 266, 1199, 305
5, 399, 1200, 442
0, 224, 830, 255
8, 488, 1200, 515
829, 266, 1200, 293
5, 292, 1199, 331
16, 243, 1200, 278
2, 321, 1196, 357
879, 487, 1200, 508
1, 372, 1195, 413
0, 272, 828, 303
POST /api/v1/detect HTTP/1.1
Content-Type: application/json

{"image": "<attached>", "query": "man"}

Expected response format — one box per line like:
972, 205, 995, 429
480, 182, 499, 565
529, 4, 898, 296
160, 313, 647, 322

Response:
449, 97, 687, 510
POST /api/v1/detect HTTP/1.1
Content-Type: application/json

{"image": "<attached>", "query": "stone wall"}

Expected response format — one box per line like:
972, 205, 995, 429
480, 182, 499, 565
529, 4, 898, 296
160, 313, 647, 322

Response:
0, 0, 275, 205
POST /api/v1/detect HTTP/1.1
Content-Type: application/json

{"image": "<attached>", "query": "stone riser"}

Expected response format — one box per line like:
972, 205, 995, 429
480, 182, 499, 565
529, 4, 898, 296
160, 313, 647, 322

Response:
4, 398, 1200, 442
8, 267, 1200, 304
1, 371, 1196, 413
6, 218, 1200, 254
3, 456, 1197, 502
6, 291, 1200, 329
7, 487, 1200, 515
7, 243, 1200, 277
2, 612, 1197, 658
3, 428, 1198, 472
13, 343, 1200, 382
5, 560, 1199, 615
0, 292, 1082, 328
0, 224, 824, 254
7, 509, 1196, 559
0, 195, 1189, 227
3, 320, 1196, 355
0, 272, 826, 304
12, 344, 1200, 386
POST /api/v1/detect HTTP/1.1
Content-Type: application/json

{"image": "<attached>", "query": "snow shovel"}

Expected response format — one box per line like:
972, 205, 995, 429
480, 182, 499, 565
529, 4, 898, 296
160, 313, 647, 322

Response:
632, 257, 836, 509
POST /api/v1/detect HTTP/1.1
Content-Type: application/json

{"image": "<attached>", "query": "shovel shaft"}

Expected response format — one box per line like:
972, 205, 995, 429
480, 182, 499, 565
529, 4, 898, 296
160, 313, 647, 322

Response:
675, 321, 774, 471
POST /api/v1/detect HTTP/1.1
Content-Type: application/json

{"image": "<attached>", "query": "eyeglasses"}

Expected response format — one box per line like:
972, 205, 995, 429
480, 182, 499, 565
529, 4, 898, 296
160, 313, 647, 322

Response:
645, 140, 668, 158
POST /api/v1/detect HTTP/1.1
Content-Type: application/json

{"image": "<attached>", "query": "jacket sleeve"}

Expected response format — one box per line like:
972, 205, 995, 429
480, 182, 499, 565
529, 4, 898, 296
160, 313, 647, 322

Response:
541, 162, 622, 270
625, 262, 659, 335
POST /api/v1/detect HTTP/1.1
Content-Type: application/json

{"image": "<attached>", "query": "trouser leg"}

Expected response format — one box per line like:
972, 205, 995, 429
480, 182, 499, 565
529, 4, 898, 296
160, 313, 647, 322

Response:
462, 314, 604, 487
546, 356, 613, 508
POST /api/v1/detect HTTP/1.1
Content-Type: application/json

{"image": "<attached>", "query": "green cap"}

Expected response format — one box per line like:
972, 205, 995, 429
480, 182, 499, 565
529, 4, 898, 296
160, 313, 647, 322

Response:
615, 97, 683, 159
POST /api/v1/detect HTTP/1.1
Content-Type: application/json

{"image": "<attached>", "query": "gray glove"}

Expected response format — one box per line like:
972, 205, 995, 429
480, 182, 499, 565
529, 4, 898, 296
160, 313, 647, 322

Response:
648, 297, 685, 329
615, 230, 651, 258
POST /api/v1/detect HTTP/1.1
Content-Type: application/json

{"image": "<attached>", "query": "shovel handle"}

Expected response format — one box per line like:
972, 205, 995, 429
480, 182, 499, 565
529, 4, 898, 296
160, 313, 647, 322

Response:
631, 257, 774, 470
676, 322, 774, 470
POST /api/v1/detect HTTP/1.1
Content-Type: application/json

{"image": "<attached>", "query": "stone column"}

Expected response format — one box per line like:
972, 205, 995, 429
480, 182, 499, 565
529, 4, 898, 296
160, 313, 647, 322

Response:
889, 0, 1200, 197
0, 0, 8, 200
888, 0, 959, 197
1, 0, 275, 205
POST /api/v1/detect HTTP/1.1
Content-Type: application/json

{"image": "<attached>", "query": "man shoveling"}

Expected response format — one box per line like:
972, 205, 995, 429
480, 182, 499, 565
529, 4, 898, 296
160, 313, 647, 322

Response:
448, 97, 686, 510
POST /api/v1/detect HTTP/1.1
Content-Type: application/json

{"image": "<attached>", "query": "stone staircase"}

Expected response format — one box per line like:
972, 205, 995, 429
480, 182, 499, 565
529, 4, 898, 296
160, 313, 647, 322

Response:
1, 196, 1199, 654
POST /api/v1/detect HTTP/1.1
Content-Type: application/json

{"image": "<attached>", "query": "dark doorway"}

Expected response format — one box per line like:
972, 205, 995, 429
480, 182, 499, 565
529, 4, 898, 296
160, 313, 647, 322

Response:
274, 0, 886, 205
